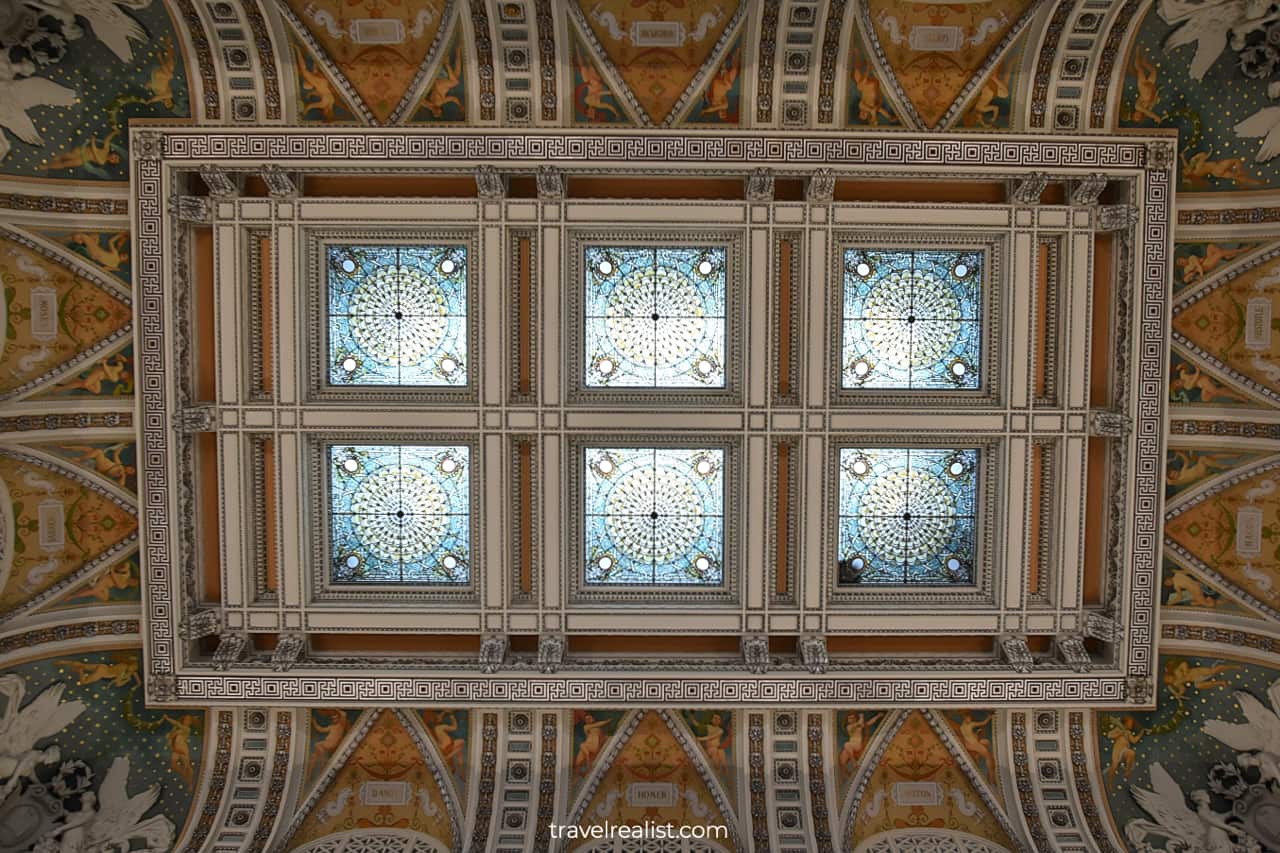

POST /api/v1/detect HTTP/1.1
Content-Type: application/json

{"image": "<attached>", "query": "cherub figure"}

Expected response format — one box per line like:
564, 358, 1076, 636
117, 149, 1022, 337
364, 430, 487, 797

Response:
692, 713, 730, 776
1164, 565, 1222, 608
1182, 149, 1264, 187
852, 58, 893, 126
574, 712, 613, 777
67, 232, 130, 272
57, 354, 131, 395
1163, 659, 1240, 702
162, 713, 200, 787
838, 711, 884, 775
426, 710, 465, 776
955, 711, 994, 773
310, 709, 350, 771
61, 443, 134, 489
700, 47, 739, 120
81, 559, 139, 602
1175, 244, 1252, 284
145, 39, 178, 109
420, 48, 463, 119
575, 48, 619, 121
57, 654, 141, 688
1130, 49, 1166, 124
1105, 715, 1145, 786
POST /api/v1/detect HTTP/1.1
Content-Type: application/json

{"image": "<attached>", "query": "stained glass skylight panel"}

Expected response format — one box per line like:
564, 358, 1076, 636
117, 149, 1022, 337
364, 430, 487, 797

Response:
841, 249, 982, 390
330, 444, 470, 584
327, 245, 468, 386
583, 447, 724, 585
837, 447, 978, 585
583, 246, 726, 388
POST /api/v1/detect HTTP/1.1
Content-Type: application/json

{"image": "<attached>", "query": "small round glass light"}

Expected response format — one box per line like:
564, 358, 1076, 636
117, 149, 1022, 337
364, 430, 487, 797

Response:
853, 360, 870, 378
947, 557, 962, 572
851, 557, 865, 570
441, 357, 458, 374
443, 555, 459, 570
342, 457, 359, 473
954, 263, 969, 278
345, 554, 360, 569
341, 259, 357, 274
696, 459, 713, 475
852, 459, 868, 476
341, 356, 358, 372
441, 457, 458, 473
697, 259, 714, 275
598, 556, 613, 570
949, 461, 965, 476
695, 556, 711, 572
441, 258, 457, 274
855, 261, 872, 277
598, 259, 613, 275
598, 458, 614, 474
598, 358, 615, 375
696, 358, 714, 375
952, 362, 967, 377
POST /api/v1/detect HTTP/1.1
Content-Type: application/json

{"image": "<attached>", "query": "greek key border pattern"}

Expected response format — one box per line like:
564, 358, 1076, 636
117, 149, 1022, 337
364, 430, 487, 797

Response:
154, 132, 1150, 167
166, 675, 1128, 704
134, 131, 1167, 701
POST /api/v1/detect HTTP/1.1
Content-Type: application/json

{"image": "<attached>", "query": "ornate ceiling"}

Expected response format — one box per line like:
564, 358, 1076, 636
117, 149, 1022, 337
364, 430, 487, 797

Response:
2, 0, 1280, 850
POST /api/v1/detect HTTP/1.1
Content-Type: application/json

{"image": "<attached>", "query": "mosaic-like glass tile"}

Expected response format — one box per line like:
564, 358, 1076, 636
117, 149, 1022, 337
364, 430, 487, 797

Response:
583, 446, 724, 585
330, 444, 470, 584
583, 246, 727, 388
841, 249, 982, 390
328, 245, 468, 386
837, 447, 978, 585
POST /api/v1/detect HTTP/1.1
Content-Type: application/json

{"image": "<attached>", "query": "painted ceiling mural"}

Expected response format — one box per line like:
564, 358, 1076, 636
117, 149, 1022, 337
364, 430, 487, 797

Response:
0, 0, 1279, 850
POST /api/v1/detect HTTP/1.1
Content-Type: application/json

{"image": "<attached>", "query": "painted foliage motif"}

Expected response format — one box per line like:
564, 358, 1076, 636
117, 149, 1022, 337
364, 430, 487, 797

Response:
0, 652, 201, 851
862, 0, 1033, 128
1, 236, 131, 399
284, 0, 449, 122
0, 455, 136, 617
0, 0, 189, 180
284, 710, 454, 850
1098, 655, 1280, 851
1174, 257, 1280, 402
572, 0, 743, 125
574, 711, 733, 841
1121, 1, 1280, 191
851, 711, 1012, 845
1166, 463, 1280, 613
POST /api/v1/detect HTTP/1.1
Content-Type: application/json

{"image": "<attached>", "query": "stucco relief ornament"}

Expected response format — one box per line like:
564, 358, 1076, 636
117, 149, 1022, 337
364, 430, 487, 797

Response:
537, 633, 565, 674
798, 634, 829, 675
30, 756, 175, 853
1011, 172, 1049, 205
741, 633, 770, 675
271, 632, 306, 672
1128, 762, 1265, 852
211, 631, 248, 671
0, 674, 85, 802
745, 167, 775, 202
479, 632, 509, 674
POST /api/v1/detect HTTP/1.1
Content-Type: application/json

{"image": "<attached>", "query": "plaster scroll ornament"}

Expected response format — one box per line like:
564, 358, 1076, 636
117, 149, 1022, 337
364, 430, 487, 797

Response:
0, 674, 86, 801
806, 168, 836, 203
745, 167, 775, 202
798, 634, 828, 675
272, 632, 306, 672
535, 166, 563, 200
32, 756, 175, 853
1070, 173, 1109, 206
1053, 633, 1091, 673
741, 633, 769, 675
211, 631, 248, 671
479, 632, 508, 674
1010, 172, 1049, 205
475, 165, 506, 199
998, 635, 1034, 673
1128, 762, 1262, 852
260, 165, 297, 199
537, 633, 565, 674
